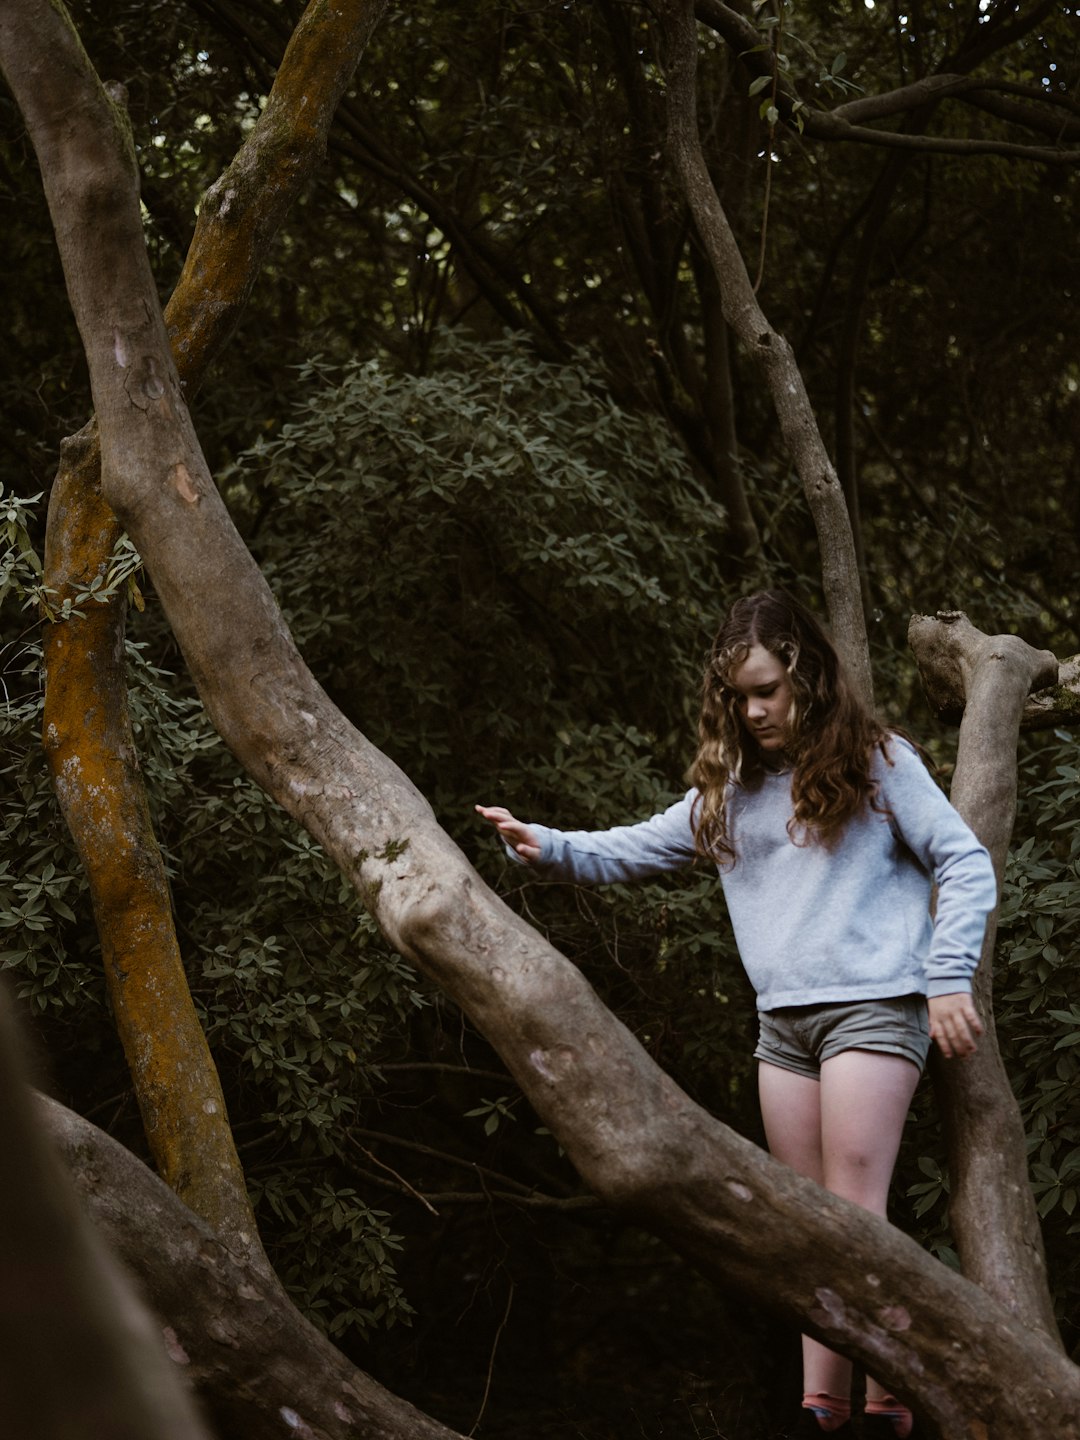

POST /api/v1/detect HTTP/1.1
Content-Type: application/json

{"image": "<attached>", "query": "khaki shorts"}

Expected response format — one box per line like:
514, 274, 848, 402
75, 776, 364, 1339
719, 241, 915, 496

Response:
755, 995, 930, 1079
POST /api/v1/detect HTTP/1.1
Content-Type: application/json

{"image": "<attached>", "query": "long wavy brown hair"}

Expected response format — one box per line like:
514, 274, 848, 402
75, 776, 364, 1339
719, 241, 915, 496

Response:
690, 590, 888, 864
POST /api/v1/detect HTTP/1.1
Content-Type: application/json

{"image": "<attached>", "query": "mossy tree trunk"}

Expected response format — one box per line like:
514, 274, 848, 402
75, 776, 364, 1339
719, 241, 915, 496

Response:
36, 0, 388, 1276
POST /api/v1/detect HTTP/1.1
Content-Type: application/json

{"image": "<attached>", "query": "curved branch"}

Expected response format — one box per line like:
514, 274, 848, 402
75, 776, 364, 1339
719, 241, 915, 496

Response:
958, 86, 1080, 142
831, 76, 1080, 136
799, 115, 1080, 163
28, 0, 389, 1276
661, 0, 873, 705
44, 1095, 465, 1440
694, 0, 1080, 163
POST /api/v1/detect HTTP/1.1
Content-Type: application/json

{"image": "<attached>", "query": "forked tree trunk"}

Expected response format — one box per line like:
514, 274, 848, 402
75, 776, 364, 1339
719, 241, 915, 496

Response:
909, 611, 1064, 1343
5, 6, 1080, 1436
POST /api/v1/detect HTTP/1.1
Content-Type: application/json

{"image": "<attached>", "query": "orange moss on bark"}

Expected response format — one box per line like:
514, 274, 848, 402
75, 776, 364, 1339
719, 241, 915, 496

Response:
42, 428, 270, 1275
37, 0, 389, 1270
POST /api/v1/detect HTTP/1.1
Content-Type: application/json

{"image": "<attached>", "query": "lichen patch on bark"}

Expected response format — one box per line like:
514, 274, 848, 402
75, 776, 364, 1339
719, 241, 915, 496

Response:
173, 462, 199, 503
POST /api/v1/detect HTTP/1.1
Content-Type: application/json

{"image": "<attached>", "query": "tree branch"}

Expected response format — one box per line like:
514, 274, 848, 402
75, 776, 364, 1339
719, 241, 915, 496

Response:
694, 0, 1080, 163
798, 116, 1080, 164
661, 0, 873, 705
44, 1095, 466, 1440
908, 610, 1062, 1342
28, 0, 389, 1277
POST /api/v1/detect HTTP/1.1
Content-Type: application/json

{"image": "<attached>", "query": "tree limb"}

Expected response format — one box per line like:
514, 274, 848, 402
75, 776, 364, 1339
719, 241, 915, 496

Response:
43, 1094, 466, 1440
660, 0, 873, 704
796, 117, 1080, 164
694, 0, 1080, 163
26, 0, 389, 1277
908, 610, 1063, 1342
915, 634, 1080, 732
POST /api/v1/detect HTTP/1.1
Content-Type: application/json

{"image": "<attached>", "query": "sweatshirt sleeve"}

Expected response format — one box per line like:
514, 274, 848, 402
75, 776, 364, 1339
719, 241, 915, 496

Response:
879, 738, 998, 997
510, 790, 700, 884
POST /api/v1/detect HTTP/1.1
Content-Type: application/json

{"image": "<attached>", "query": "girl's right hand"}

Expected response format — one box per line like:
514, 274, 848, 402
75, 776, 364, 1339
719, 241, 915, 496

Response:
928, 992, 984, 1059
474, 804, 543, 863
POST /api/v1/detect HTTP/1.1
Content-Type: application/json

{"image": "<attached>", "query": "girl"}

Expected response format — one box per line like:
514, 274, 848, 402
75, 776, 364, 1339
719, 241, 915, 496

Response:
477, 589, 996, 1440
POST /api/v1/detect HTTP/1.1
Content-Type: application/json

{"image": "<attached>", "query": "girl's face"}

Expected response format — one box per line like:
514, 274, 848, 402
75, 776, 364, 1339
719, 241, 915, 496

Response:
728, 643, 794, 751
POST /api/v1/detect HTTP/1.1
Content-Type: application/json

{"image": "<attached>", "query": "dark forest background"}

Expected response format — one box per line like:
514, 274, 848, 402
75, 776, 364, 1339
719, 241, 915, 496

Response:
2, 2, 1078, 1435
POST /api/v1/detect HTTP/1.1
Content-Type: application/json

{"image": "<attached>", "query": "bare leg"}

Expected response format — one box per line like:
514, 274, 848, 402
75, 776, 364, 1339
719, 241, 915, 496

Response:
758, 1053, 921, 1404
819, 1050, 920, 1402
758, 1063, 844, 1399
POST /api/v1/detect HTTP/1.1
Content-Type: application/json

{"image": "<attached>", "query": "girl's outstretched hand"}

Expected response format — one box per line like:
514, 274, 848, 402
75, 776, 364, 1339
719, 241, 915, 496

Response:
475, 805, 543, 863
928, 992, 984, 1059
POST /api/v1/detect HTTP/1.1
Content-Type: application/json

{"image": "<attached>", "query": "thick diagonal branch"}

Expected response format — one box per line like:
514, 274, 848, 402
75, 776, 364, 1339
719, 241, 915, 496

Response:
34, 0, 387, 1274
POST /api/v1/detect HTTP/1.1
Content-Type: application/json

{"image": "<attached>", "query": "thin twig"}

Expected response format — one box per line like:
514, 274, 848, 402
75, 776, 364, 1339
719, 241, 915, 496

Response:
469, 1279, 514, 1437
355, 1143, 440, 1215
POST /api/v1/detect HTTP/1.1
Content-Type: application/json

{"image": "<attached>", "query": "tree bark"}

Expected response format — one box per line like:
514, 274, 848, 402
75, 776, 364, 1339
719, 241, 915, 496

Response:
657, 0, 873, 707
35, 0, 388, 1275
0, 989, 214, 1440
8, 6, 1080, 1434
44, 1018, 1080, 1440
43, 418, 275, 1278
909, 611, 1062, 1343
43, 1094, 465, 1440
914, 641, 1080, 732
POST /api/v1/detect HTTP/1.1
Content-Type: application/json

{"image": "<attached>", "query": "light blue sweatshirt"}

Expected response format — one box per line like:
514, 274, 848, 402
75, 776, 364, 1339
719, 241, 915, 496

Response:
516, 737, 997, 1012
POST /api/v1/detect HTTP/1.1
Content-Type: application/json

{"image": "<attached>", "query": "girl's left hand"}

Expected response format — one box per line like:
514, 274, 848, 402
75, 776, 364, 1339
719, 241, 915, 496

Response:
928, 992, 984, 1059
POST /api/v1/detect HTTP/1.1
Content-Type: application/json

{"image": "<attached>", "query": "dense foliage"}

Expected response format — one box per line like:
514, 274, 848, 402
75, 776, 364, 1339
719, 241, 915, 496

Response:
2, 0, 1079, 1434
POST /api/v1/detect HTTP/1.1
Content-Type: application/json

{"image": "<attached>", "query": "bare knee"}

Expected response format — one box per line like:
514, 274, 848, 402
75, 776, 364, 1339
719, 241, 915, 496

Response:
825, 1149, 891, 1213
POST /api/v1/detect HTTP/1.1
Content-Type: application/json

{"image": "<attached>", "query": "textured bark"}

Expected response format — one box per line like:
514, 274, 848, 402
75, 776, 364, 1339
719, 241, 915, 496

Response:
8, 6, 1080, 1434
42, 422, 272, 1279
45, 1082, 1080, 1440
43, 1096, 465, 1440
163, 0, 389, 378
658, 0, 873, 707
914, 641, 1080, 732
1022, 653, 1080, 728
909, 611, 1062, 1343
0, 990, 213, 1440
35, 0, 388, 1275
